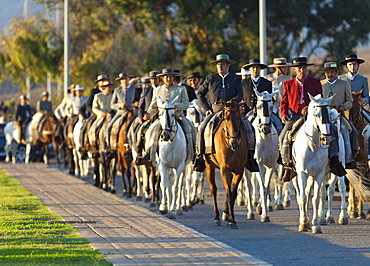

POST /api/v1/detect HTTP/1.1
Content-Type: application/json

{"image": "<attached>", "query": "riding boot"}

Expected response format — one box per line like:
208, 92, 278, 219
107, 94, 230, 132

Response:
330, 155, 347, 176
345, 161, 357, 169
281, 165, 296, 182
194, 155, 206, 172
246, 150, 259, 172
134, 144, 150, 165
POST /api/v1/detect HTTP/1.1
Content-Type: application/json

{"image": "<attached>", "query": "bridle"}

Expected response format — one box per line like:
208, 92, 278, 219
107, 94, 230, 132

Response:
305, 104, 331, 149
256, 99, 275, 135
222, 106, 242, 151
159, 106, 178, 142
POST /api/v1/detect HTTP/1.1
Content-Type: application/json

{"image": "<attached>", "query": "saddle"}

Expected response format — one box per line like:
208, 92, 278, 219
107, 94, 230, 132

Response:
109, 113, 129, 150
288, 116, 306, 142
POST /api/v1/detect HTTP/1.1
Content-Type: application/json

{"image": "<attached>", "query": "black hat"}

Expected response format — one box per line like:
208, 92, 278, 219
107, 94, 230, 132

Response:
320, 62, 341, 72
157, 68, 178, 76
94, 74, 109, 83
174, 69, 185, 77
100, 80, 115, 87
339, 54, 365, 65
210, 54, 236, 65
187, 72, 203, 79
115, 72, 133, 81
138, 76, 151, 85
290, 57, 315, 67
242, 59, 268, 70
149, 70, 159, 78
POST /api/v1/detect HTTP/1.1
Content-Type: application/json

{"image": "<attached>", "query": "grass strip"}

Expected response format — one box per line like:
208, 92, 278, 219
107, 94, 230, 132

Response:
0, 169, 112, 265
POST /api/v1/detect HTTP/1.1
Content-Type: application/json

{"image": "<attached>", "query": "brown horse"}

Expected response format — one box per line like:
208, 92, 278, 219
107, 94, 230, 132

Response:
205, 99, 249, 229
33, 113, 57, 165
344, 91, 369, 219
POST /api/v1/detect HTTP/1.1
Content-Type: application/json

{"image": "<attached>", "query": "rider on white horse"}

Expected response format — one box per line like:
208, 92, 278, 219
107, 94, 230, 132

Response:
14, 95, 33, 144
279, 57, 347, 181
320, 61, 357, 169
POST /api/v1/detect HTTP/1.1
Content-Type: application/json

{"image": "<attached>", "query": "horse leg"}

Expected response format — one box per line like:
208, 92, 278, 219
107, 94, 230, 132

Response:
326, 174, 338, 224
274, 166, 284, 210
43, 143, 49, 165
174, 162, 186, 215
296, 172, 310, 232
318, 177, 328, 225
93, 157, 101, 187
158, 162, 170, 216
198, 171, 205, 205
251, 173, 259, 207
348, 183, 358, 218
283, 181, 291, 207
134, 165, 143, 201
236, 177, 245, 206
206, 164, 220, 225
117, 153, 127, 196
226, 172, 243, 229
311, 177, 323, 234
124, 159, 134, 198
244, 170, 255, 220
337, 175, 349, 225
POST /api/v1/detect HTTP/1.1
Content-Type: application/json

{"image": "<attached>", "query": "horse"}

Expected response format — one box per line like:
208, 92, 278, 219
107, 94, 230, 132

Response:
205, 99, 249, 229
247, 89, 279, 222
4, 120, 33, 164
184, 99, 206, 208
53, 117, 68, 168
32, 113, 57, 165
72, 115, 91, 179
344, 91, 369, 218
154, 98, 188, 219
292, 94, 333, 233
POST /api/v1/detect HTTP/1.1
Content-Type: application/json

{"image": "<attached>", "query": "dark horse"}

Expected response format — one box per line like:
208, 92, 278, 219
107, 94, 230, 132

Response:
205, 99, 249, 229
33, 113, 57, 165
344, 91, 369, 219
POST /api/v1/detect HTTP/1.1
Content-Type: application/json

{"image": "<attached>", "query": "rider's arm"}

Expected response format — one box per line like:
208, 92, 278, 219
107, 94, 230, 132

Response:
110, 89, 120, 110
197, 75, 212, 113
362, 76, 369, 105
174, 86, 189, 112
92, 94, 105, 117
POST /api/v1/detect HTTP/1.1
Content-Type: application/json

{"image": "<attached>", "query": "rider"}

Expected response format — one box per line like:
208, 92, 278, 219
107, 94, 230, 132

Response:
89, 79, 115, 158
194, 54, 258, 172
279, 57, 347, 181
320, 61, 357, 169
55, 84, 76, 122
15, 95, 33, 143
107, 72, 136, 155
235, 67, 251, 80
36, 91, 52, 138
142, 68, 196, 163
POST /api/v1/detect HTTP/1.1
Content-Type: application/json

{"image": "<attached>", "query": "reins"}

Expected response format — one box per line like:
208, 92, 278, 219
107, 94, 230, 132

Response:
304, 105, 330, 149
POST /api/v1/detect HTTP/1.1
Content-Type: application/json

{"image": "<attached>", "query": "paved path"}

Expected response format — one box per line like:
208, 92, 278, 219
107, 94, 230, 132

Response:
0, 163, 269, 266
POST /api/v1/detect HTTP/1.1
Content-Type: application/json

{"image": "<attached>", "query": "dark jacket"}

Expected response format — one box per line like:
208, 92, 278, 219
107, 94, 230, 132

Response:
197, 73, 243, 112
138, 85, 154, 118
184, 84, 197, 102
243, 77, 272, 113
79, 87, 101, 119
15, 104, 33, 123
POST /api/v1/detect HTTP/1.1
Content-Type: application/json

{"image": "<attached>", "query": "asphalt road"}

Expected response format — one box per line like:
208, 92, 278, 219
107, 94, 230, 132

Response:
57, 163, 370, 265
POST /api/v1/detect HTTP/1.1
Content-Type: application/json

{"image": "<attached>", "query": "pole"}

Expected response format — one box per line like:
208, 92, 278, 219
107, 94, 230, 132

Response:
259, 0, 267, 77
64, 0, 70, 97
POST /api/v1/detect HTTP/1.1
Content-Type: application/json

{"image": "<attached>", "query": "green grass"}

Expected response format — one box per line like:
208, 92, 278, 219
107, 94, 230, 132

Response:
0, 169, 112, 265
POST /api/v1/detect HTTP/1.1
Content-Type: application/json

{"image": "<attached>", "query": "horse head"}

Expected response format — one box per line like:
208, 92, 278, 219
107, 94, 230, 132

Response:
158, 96, 177, 142
186, 99, 205, 128
220, 99, 245, 151
308, 93, 333, 146
254, 89, 279, 134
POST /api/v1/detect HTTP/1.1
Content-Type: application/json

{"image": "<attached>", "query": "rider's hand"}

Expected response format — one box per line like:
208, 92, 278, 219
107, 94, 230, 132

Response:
206, 110, 213, 116
102, 112, 107, 117
282, 115, 289, 124
301, 106, 308, 116
339, 104, 346, 112
143, 113, 151, 120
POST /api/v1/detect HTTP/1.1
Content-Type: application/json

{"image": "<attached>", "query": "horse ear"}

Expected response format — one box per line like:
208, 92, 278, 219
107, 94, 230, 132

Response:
308, 93, 320, 104
220, 99, 226, 106
326, 94, 335, 103
238, 100, 246, 107
352, 89, 364, 95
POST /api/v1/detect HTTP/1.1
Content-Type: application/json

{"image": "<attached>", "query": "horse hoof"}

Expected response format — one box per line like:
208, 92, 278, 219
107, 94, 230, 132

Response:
167, 211, 176, 219
199, 199, 205, 205
122, 191, 128, 197
187, 205, 193, 211
246, 213, 255, 220
366, 212, 370, 220
327, 217, 335, 224
176, 209, 183, 215
283, 200, 290, 207
159, 209, 168, 215
274, 204, 284, 210
222, 212, 229, 222
312, 225, 322, 234
227, 223, 238, 229
299, 224, 308, 232
237, 200, 245, 206
268, 206, 273, 212
338, 217, 349, 225
126, 193, 134, 199
252, 201, 259, 207
349, 211, 358, 219
144, 198, 151, 203
319, 219, 327, 226
256, 205, 262, 215
261, 216, 270, 223
110, 188, 116, 194
182, 206, 188, 212
213, 219, 221, 226
136, 196, 142, 201
357, 212, 366, 219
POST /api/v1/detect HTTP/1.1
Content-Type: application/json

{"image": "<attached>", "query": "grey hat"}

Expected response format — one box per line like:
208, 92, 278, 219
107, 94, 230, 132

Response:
74, 85, 85, 91
157, 68, 178, 76
41, 91, 49, 97
149, 70, 160, 78
115, 72, 133, 81
268, 57, 292, 67
243, 58, 268, 70
320, 62, 341, 72
138, 76, 151, 85
94, 74, 109, 83
210, 54, 236, 65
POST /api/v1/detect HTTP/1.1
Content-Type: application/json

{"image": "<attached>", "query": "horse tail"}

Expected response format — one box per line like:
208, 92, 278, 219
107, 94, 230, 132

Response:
346, 169, 368, 202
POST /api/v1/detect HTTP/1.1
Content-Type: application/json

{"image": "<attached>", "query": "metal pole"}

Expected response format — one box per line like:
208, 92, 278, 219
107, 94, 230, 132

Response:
64, 0, 70, 97
259, 0, 267, 77
24, 0, 31, 100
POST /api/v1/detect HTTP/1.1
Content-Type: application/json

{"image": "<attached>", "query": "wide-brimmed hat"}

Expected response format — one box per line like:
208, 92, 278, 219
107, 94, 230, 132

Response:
149, 70, 159, 78
115, 72, 133, 81
235, 68, 251, 75
138, 76, 151, 85
100, 80, 115, 87
41, 91, 49, 97
187, 72, 203, 79
289, 57, 315, 67
210, 54, 236, 65
157, 68, 178, 76
268, 57, 292, 67
174, 69, 185, 77
340, 54, 365, 65
74, 85, 85, 91
320, 62, 341, 72
94, 74, 109, 83
243, 58, 268, 70
19, 95, 27, 100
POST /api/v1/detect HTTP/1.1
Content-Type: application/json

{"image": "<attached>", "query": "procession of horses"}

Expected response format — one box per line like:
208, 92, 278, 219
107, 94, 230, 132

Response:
3, 54, 370, 234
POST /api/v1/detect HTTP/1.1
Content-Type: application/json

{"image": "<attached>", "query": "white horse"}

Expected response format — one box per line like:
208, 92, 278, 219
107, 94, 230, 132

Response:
72, 115, 91, 179
292, 94, 333, 233
247, 89, 280, 222
155, 98, 188, 219
4, 120, 33, 164
184, 99, 206, 208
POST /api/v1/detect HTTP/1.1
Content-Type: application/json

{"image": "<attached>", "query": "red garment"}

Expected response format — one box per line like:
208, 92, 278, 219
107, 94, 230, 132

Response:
280, 76, 322, 117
